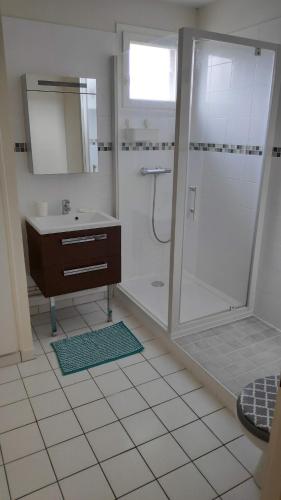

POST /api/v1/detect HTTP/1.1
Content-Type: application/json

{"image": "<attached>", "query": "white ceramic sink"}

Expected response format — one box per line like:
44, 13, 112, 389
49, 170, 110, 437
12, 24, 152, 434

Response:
26, 211, 120, 235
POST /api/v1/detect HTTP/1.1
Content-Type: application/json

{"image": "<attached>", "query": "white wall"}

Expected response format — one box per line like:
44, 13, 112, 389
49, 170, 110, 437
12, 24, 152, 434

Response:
198, 0, 281, 329
198, 0, 281, 35
0, 17, 32, 361
183, 41, 273, 305
3, 17, 116, 222
2, 14, 196, 275
0, 0, 196, 34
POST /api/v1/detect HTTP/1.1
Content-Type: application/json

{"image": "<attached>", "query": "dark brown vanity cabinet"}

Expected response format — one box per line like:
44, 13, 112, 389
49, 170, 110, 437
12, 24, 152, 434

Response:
26, 222, 121, 297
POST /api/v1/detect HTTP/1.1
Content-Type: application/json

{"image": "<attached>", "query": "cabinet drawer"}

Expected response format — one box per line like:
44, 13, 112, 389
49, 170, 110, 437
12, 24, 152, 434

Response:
44, 254, 121, 296
42, 226, 121, 267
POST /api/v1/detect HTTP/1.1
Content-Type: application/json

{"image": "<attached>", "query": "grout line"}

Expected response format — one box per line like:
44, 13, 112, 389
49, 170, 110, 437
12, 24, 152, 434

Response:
0, 301, 257, 499
15, 372, 66, 500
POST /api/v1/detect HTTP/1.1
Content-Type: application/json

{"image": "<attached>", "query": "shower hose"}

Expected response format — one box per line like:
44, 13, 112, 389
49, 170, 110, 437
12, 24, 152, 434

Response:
152, 173, 171, 244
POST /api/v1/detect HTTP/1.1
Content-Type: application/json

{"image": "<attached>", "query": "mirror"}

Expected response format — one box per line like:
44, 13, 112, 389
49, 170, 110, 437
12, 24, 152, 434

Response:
22, 74, 98, 174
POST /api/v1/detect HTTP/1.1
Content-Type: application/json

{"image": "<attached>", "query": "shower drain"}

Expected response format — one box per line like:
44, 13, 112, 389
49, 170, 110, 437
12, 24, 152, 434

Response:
151, 280, 165, 287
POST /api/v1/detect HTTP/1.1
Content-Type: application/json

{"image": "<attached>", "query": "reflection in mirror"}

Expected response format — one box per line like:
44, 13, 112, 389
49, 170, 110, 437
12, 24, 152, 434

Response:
22, 74, 98, 174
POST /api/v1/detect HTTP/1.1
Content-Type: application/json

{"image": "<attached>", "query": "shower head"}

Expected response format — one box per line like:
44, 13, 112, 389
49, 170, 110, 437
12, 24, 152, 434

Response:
140, 167, 172, 175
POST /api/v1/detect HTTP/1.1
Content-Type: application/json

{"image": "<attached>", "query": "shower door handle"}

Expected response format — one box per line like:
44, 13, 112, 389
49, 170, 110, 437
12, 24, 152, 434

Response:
188, 186, 197, 220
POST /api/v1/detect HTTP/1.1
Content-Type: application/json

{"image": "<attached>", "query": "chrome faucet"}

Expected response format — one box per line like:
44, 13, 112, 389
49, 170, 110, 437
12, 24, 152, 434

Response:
62, 199, 71, 214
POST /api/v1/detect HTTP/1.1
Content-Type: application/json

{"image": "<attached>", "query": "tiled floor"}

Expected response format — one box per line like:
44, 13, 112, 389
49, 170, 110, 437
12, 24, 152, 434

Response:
0, 298, 262, 499
176, 316, 281, 395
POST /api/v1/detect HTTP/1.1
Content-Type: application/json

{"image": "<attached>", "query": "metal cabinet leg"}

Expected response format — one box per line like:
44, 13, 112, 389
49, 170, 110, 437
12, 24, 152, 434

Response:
50, 297, 57, 336
107, 285, 113, 322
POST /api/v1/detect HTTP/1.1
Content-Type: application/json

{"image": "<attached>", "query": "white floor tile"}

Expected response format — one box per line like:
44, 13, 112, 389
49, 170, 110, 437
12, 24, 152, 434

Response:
95, 370, 132, 396
142, 340, 169, 360
227, 436, 262, 475
35, 323, 63, 338
54, 368, 90, 387
76, 301, 101, 315
108, 304, 131, 321
123, 361, 160, 385
83, 310, 107, 326
221, 478, 261, 500
48, 435, 96, 479
172, 420, 221, 459
87, 421, 134, 461
0, 423, 44, 463
121, 481, 167, 500
30, 389, 70, 420
132, 326, 155, 343
67, 327, 90, 338
31, 312, 51, 327
117, 353, 145, 368
101, 449, 153, 497
38, 410, 82, 447
149, 354, 184, 376
159, 462, 216, 500
64, 379, 103, 407
60, 316, 88, 333
123, 316, 142, 329
154, 397, 197, 430
39, 333, 66, 354
0, 400, 35, 434
0, 379, 26, 407
164, 370, 202, 395
22, 483, 63, 499
18, 355, 51, 378
137, 378, 177, 406
0, 466, 10, 500
46, 352, 59, 369
139, 433, 189, 477
195, 447, 250, 495
202, 408, 243, 443
6, 450, 56, 499
107, 388, 148, 418
24, 371, 60, 397
55, 307, 79, 320
33, 340, 44, 356
0, 366, 20, 385
182, 388, 223, 417
60, 464, 114, 500
74, 399, 117, 432
122, 409, 166, 445
89, 361, 119, 377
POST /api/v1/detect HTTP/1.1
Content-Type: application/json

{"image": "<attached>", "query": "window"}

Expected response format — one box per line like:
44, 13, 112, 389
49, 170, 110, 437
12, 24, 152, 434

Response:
122, 31, 177, 108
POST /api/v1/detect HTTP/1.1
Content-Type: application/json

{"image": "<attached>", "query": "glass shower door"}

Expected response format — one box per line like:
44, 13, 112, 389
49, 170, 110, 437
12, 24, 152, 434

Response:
169, 28, 278, 331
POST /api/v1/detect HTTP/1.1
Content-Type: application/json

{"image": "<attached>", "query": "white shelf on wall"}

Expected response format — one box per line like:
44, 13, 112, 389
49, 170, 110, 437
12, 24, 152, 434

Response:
123, 128, 159, 142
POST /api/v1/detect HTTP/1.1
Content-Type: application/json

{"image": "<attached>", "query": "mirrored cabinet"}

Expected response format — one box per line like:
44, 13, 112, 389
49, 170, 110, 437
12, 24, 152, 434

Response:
22, 74, 98, 174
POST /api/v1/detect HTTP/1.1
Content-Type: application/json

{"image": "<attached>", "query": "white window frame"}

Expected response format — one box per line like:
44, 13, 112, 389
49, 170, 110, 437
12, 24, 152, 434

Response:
121, 28, 178, 110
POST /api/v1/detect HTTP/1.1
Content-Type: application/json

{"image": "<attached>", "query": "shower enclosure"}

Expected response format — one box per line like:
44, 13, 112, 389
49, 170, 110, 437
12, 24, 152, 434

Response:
115, 28, 281, 336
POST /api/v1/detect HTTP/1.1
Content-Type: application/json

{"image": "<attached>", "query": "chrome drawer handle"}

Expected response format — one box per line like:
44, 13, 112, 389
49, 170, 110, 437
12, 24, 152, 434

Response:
63, 263, 108, 276
61, 234, 107, 245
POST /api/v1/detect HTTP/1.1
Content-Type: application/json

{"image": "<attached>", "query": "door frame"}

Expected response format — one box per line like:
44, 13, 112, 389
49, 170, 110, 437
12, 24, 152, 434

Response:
168, 27, 281, 337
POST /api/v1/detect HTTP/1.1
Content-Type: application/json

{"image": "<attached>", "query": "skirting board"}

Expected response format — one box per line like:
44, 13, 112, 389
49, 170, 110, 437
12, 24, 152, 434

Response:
0, 351, 21, 368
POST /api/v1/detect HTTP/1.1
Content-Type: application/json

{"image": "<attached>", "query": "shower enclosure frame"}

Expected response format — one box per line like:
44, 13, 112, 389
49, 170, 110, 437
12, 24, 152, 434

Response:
113, 28, 281, 338
169, 28, 281, 338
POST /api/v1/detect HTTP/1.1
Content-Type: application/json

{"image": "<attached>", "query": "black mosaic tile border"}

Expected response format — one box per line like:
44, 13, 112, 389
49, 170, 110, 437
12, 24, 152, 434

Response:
272, 147, 281, 158
189, 142, 263, 156
97, 142, 112, 152
14, 142, 113, 153
14, 141, 281, 158
14, 142, 28, 152
121, 141, 175, 151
